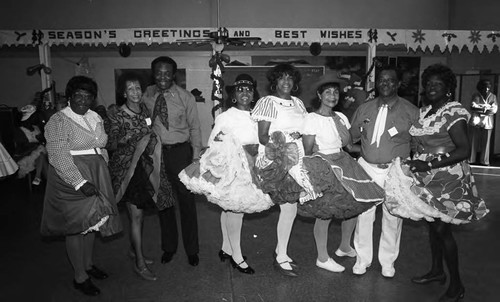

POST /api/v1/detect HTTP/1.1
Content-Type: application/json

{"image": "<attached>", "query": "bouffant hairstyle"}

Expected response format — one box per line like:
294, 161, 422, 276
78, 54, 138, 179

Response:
476, 79, 492, 92
65, 76, 98, 100
116, 72, 146, 105
421, 64, 457, 93
266, 63, 302, 95
151, 56, 178, 74
311, 82, 340, 109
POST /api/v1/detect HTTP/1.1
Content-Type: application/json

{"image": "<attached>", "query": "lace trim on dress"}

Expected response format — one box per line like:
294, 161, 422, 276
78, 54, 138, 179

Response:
409, 101, 469, 136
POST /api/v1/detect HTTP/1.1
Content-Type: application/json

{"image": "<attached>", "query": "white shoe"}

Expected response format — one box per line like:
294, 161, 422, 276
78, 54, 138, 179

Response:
335, 248, 357, 258
316, 258, 345, 273
381, 266, 395, 278
352, 263, 369, 275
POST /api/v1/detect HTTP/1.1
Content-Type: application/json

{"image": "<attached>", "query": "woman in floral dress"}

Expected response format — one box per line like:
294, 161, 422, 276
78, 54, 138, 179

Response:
388, 64, 488, 302
106, 72, 174, 281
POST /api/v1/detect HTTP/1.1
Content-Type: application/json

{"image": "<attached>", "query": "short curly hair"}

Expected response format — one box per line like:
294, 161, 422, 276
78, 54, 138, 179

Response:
151, 56, 178, 74
476, 79, 492, 92
116, 72, 146, 105
266, 63, 302, 95
421, 64, 457, 93
65, 76, 98, 100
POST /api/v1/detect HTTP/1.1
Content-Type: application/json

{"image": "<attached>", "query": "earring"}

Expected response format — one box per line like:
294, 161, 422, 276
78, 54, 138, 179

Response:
232, 99, 237, 103
292, 85, 299, 92
446, 92, 452, 97
270, 84, 276, 92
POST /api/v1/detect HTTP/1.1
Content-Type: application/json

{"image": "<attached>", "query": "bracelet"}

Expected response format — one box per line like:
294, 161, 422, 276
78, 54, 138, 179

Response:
427, 161, 433, 169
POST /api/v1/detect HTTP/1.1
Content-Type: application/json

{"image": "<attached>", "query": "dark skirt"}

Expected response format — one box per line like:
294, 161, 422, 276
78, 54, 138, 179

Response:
121, 157, 156, 209
40, 154, 122, 237
297, 152, 382, 220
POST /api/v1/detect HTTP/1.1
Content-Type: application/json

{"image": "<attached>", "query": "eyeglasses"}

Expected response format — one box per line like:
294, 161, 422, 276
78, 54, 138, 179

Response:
72, 91, 95, 101
236, 86, 254, 92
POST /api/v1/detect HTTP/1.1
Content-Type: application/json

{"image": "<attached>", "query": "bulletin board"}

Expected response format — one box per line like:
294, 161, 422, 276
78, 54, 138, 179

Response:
223, 66, 325, 109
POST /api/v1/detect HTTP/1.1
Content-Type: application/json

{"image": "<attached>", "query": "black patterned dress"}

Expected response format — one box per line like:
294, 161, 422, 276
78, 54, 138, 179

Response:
106, 103, 174, 210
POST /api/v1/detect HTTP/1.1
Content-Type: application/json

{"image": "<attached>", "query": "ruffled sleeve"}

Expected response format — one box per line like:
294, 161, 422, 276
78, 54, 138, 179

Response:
444, 102, 470, 130
251, 96, 278, 122
302, 113, 319, 136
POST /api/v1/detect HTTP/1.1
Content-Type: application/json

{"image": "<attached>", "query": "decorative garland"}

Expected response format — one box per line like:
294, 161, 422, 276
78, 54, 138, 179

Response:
208, 49, 230, 119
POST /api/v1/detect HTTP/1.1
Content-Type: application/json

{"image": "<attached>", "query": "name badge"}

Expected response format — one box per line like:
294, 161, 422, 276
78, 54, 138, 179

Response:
145, 117, 152, 126
388, 126, 398, 137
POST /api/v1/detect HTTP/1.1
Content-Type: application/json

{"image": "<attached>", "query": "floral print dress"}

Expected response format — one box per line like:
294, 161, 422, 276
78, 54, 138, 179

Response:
385, 101, 489, 224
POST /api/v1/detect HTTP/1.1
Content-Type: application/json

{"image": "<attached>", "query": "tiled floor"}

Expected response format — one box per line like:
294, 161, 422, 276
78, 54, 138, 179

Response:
0, 166, 498, 302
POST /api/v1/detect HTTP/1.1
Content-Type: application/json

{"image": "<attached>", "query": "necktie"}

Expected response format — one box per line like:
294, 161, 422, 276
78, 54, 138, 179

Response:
371, 104, 388, 148
152, 92, 169, 130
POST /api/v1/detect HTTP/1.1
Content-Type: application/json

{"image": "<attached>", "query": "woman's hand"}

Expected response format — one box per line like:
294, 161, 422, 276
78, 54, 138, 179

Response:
79, 182, 100, 197
404, 159, 431, 173
289, 131, 302, 140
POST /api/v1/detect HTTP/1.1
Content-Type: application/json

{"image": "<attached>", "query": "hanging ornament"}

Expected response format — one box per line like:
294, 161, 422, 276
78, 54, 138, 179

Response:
209, 43, 230, 118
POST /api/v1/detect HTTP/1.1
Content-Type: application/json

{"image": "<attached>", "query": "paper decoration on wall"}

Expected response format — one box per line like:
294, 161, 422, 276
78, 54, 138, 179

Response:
1, 28, 499, 54
75, 57, 92, 77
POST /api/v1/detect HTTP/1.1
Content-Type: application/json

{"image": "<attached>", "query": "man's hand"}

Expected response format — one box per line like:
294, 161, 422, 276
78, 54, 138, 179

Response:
79, 182, 100, 197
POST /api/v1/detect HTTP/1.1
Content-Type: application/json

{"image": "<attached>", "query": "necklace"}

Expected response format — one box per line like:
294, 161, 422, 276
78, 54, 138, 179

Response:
126, 103, 142, 115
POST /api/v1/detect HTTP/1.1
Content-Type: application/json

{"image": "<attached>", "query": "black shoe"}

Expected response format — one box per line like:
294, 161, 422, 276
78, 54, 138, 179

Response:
273, 258, 298, 277
218, 250, 232, 262
188, 254, 199, 266
230, 258, 255, 274
439, 286, 465, 302
218, 250, 247, 262
85, 265, 108, 280
273, 251, 298, 268
161, 251, 174, 264
411, 272, 446, 285
73, 278, 100, 296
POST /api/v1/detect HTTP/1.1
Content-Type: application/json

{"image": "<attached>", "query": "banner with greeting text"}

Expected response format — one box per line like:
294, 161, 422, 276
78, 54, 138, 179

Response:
0, 28, 498, 53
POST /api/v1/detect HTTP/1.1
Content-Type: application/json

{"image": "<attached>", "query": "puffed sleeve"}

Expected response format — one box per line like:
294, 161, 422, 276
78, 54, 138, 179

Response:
251, 96, 278, 122
302, 113, 318, 136
445, 102, 470, 131
45, 114, 86, 189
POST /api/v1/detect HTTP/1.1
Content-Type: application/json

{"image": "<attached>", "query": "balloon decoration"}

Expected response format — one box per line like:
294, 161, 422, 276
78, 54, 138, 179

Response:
118, 43, 131, 57
309, 42, 322, 56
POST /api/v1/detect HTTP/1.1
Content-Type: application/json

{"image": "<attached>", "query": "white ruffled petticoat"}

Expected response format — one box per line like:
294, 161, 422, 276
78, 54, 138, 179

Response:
179, 131, 273, 213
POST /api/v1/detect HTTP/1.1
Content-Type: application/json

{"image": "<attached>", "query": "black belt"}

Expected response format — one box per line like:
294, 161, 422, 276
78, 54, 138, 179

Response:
163, 141, 189, 150
364, 159, 391, 169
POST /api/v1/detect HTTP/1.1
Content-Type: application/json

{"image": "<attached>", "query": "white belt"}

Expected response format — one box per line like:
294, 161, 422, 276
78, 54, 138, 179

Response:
321, 148, 341, 154
70, 148, 102, 156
